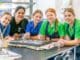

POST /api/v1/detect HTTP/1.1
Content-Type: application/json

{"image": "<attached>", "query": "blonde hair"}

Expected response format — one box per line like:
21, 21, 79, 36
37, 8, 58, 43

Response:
2, 12, 11, 17
33, 9, 43, 16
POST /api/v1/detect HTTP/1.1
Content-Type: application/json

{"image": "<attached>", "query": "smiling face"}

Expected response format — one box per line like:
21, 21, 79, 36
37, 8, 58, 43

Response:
33, 13, 42, 23
46, 11, 56, 22
1, 14, 11, 26
64, 11, 75, 24
32, 10, 43, 24
15, 9, 25, 23
64, 8, 75, 24
45, 8, 57, 23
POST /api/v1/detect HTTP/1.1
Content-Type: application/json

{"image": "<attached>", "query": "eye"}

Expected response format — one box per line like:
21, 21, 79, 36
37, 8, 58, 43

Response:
18, 12, 21, 14
21, 12, 24, 15
18, 12, 24, 15
5, 17, 8, 20
68, 15, 71, 17
36, 16, 41, 18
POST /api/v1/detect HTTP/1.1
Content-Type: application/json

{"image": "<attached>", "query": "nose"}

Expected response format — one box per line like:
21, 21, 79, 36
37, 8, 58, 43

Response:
37, 17, 41, 20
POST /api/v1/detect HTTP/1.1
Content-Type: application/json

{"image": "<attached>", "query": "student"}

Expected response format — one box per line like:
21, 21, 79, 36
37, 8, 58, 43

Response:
10, 6, 28, 39
0, 12, 11, 38
23, 9, 43, 40
39, 8, 64, 41
59, 8, 80, 60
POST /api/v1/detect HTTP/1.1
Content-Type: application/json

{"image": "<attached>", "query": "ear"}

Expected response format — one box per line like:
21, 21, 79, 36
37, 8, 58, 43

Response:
0, 16, 2, 21
0, 16, 1, 19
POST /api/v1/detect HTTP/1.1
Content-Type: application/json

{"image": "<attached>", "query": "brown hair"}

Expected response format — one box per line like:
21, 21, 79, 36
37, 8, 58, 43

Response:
64, 8, 75, 16
45, 8, 58, 32
33, 9, 43, 16
45, 8, 56, 16
2, 12, 11, 16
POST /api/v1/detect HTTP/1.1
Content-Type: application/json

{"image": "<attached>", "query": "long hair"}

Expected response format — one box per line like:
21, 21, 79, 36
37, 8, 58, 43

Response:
45, 8, 59, 31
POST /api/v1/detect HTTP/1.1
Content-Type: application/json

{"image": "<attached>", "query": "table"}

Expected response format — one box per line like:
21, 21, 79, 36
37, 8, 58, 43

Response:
9, 46, 76, 60
0, 49, 21, 60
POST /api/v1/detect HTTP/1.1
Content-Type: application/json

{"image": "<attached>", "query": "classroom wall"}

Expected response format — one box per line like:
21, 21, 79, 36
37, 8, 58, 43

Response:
73, 0, 80, 18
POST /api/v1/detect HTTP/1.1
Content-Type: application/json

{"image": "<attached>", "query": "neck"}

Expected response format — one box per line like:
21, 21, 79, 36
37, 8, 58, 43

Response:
34, 20, 38, 27
69, 21, 74, 27
49, 20, 55, 25
15, 18, 20, 24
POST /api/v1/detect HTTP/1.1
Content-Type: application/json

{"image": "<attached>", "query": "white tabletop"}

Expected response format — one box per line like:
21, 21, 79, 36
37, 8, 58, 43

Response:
0, 49, 21, 60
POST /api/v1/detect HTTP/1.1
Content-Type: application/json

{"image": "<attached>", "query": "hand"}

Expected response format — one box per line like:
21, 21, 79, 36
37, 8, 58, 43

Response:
13, 33, 20, 40
51, 38, 59, 42
23, 33, 30, 40
57, 39, 65, 47
4, 36, 14, 41
46, 37, 50, 41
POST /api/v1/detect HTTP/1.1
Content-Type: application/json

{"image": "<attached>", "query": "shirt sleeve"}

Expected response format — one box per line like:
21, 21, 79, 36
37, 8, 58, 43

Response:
75, 20, 80, 39
58, 22, 65, 37
39, 21, 47, 35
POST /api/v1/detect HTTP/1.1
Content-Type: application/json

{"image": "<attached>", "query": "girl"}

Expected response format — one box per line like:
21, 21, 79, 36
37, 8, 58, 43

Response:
39, 8, 64, 41
59, 8, 80, 60
10, 6, 28, 39
23, 9, 43, 40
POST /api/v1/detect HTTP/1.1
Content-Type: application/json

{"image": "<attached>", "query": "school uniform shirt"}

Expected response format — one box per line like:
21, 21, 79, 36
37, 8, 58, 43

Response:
9, 17, 28, 36
26, 21, 42, 36
64, 18, 80, 40
0, 23, 10, 37
39, 20, 64, 39
64, 18, 80, 56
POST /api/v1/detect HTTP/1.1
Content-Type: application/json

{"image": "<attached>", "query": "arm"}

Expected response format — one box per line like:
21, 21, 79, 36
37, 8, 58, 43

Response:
30, 35, 40, 40
23, 22, 31, 39
39, 21, 47, 40
38, 35, 46, 40
64, 20, 80, 46
64, 39, 79, 46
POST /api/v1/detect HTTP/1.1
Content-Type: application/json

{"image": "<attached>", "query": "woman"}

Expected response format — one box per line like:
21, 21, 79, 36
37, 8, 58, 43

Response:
59, 8, 80, 60
23, 9, 43, 40
10, 6, 28, 39
39, 8, 64, 41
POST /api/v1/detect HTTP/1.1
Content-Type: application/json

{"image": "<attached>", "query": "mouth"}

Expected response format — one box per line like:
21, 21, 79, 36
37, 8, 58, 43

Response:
18, 15, 23, 18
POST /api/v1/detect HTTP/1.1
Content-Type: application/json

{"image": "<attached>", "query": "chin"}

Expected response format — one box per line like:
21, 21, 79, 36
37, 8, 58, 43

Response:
19, 18, 23, 21
3, 25, 7, 27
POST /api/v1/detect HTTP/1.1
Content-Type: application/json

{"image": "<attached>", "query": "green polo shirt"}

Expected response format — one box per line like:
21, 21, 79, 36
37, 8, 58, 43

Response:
39, 20, 65, 37
64, 19, 80, 39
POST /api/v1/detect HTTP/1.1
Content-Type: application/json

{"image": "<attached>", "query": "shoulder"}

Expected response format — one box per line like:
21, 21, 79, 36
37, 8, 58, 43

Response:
26, 21, 34, 27
28, 21, 33, 24
23, 18, 28, 21
11, 17, 15, 22
75, 18, 80, 24
22, 18, 28, 23
75, 18, 80, 27
41, 19, 48, 25
10, 17, 16, 25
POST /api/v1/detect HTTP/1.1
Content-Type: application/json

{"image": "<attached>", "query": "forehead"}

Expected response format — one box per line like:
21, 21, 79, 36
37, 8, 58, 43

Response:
34, 13, 42, 16
64, 11, 73, 15
16, 9, 25, 13
46, 11, 55, 15
2, 14, 11, 17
